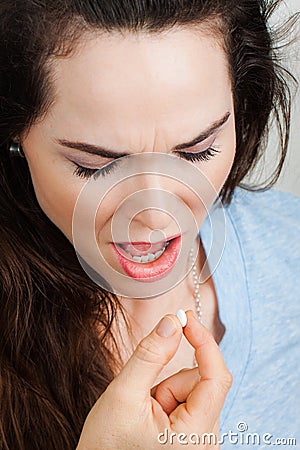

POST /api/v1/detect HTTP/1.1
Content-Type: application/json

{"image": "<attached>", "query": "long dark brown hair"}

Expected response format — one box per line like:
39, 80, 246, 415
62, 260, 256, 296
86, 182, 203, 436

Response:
0, 1, 297, 448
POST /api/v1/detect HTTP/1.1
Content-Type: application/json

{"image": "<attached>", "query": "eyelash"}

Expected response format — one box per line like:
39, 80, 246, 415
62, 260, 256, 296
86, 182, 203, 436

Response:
73, 160, 118, 180
72, 147, 221, 180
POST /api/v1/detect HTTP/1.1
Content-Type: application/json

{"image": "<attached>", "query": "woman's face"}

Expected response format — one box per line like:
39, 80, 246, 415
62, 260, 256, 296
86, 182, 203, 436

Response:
22, 27, 236, 290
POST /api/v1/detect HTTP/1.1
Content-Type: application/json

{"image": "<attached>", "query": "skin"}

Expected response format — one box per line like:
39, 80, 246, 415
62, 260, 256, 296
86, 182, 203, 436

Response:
21, 26, 236, 382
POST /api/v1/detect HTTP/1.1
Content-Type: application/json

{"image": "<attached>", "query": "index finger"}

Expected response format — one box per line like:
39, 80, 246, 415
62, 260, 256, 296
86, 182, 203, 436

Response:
169, 310, 232, 431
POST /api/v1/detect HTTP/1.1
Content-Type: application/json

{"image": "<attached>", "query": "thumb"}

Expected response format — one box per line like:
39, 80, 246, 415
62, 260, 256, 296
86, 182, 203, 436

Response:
113, 314, 183, 402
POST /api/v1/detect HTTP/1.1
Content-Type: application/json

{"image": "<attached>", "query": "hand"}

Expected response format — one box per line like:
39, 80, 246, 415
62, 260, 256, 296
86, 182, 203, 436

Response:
76, 310, 232, 449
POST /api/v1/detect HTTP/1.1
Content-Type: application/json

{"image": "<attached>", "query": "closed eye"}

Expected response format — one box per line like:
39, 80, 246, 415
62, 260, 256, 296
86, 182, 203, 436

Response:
175, 147, 221, 163
72, 159, 119, 179
72, 147, 221, 180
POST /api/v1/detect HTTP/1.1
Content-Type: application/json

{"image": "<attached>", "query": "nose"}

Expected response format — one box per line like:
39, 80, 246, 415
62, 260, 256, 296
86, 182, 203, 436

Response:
127, 172, 176, 236
134, 205, 172, 232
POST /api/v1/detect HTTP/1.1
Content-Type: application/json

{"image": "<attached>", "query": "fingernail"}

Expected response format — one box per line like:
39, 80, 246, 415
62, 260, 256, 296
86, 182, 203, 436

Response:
156, 316, 178, 337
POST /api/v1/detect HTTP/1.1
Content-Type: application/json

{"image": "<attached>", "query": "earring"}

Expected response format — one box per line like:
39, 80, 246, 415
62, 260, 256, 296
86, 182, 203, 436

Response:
9, 142, 25, 158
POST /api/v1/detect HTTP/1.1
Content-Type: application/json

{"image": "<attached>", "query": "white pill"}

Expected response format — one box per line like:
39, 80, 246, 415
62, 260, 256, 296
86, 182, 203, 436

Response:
176, 309, 187, 327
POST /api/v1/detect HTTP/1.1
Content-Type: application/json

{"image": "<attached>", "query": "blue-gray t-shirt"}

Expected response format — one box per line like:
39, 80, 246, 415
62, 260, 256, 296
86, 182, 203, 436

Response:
199, 187, 300, 449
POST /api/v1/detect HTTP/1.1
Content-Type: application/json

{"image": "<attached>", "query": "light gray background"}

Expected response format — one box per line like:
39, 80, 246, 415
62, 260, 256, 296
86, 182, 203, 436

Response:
245, 0, 300, 196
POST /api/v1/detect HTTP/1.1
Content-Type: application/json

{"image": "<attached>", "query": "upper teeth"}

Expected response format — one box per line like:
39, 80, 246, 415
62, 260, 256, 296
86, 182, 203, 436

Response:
131, 247, 166, 263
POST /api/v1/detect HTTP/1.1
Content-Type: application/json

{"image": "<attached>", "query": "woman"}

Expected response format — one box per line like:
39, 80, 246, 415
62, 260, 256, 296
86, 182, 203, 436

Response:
0, 0, 299, 449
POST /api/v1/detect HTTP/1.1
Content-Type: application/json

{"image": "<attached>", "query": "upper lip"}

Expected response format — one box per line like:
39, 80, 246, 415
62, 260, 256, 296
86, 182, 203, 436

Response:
113, 233, 181, 257
114, 233, 181, 246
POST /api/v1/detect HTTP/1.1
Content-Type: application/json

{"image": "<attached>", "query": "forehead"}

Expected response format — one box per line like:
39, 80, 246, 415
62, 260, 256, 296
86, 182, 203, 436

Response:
47, 27, 232, 147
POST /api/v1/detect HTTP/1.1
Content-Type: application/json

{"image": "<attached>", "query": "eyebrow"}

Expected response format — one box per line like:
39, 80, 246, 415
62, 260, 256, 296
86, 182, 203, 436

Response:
55, 111, 231, 159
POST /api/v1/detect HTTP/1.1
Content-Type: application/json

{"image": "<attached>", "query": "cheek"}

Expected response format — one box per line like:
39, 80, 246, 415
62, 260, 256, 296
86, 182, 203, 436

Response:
26, 156, 80, 241
207, 149, 235, 192
204, 129, 236, 193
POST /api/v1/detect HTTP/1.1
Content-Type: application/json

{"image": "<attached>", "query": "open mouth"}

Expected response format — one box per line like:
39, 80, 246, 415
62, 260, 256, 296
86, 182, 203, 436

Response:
114, 239, 171, 263
111, 234, 181, 281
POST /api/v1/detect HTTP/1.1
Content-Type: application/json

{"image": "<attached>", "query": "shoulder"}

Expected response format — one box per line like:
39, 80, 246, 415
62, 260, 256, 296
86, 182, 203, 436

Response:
229, 185, 300, 216
227, 186, 300, 234
224, 186, 300, 258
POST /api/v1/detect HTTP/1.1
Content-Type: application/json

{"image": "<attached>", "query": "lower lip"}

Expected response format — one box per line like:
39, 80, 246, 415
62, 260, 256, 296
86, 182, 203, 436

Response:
111, 236, 181, 282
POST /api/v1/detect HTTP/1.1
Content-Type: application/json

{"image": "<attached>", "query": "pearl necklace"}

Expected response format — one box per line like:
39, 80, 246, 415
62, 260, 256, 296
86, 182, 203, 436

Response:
189, 246, 202, 368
